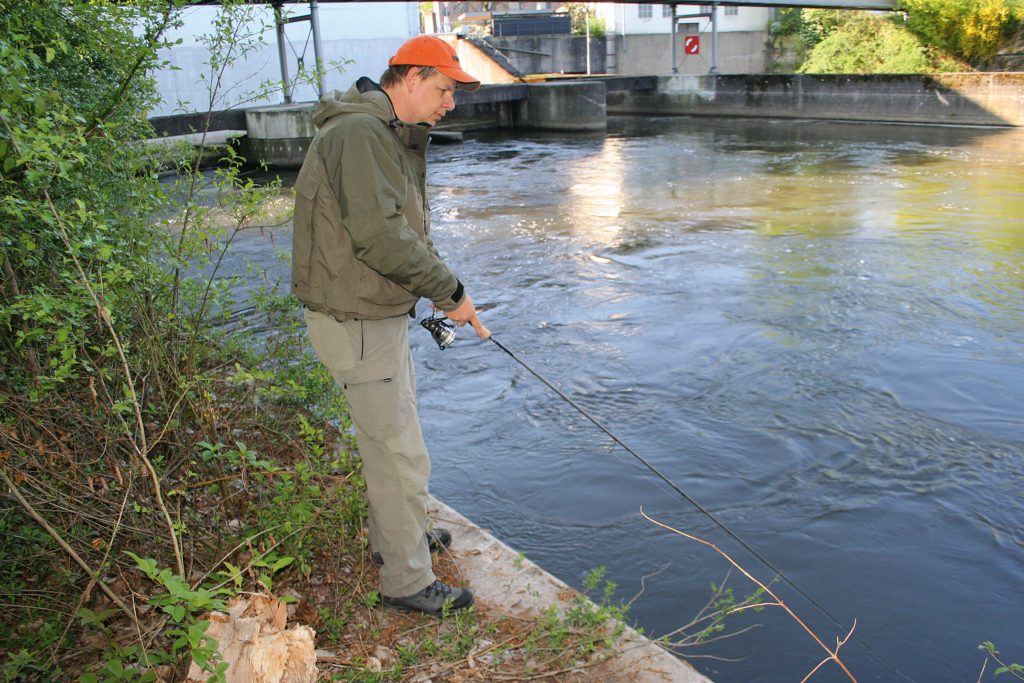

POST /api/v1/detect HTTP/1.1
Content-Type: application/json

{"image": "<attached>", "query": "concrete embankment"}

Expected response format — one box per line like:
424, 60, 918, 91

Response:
428, 496, 713, 683
233, 79, 610, 166
149, 72, 1022, 168
606, 73, 1024, 128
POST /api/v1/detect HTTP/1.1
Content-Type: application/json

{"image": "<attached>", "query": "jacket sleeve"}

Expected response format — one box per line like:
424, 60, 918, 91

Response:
322, 117, 465, 309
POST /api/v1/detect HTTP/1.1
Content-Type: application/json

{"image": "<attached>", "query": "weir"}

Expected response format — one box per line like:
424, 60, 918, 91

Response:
150, 72, 1024, 169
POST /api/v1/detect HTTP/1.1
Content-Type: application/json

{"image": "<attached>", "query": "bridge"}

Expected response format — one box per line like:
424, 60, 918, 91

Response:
668, 0, 896, 7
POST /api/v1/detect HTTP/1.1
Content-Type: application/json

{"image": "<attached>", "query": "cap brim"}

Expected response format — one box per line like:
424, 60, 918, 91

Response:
437, 65, 481, 92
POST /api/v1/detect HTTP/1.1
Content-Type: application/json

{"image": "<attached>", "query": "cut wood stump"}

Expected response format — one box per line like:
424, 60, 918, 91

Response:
185, 594, 317, 683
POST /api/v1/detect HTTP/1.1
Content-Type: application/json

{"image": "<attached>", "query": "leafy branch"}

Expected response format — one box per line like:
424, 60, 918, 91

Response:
979, 642, 1024, 681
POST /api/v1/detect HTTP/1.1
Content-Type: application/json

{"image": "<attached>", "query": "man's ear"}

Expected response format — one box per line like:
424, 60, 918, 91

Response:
405, 67, 422, 91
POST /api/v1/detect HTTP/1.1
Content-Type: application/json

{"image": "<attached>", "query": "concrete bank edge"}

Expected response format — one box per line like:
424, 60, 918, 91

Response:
428, 496, 712, 683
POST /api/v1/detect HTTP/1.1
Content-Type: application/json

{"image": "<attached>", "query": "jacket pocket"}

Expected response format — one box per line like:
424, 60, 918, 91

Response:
291, 155, 324, 294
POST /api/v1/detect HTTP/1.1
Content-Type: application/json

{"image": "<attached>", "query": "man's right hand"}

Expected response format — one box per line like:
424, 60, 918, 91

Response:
445, 294, 491, 339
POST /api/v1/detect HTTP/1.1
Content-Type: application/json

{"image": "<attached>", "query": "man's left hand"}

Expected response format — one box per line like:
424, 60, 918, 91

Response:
445, 295, 491, 339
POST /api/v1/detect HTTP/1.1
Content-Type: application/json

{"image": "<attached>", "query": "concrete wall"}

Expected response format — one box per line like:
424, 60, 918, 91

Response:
451, 37, 522, 85
484, 35, 607, 76
161, 72, 1024, 168
235, 80, 606, 167
514, 81, 607, 130
607, 73, 1024, 127
612, 32, 768, 76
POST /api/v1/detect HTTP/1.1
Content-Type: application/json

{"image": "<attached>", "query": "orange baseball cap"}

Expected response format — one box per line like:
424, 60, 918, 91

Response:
389, 35, 481, 92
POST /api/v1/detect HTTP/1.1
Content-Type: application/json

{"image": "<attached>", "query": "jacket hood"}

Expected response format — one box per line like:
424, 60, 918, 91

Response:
312, 77, 396, 129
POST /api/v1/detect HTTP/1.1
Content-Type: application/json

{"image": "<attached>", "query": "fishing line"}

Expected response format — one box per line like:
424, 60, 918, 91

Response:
486, 334, 916, 683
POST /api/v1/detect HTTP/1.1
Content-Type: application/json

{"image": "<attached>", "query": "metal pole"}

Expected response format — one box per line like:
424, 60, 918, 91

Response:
310, 0, 325, 97
585, 8, 591, 76
671, 4, 677, 74
710, 2, 718, 74
273, 3, 293, 103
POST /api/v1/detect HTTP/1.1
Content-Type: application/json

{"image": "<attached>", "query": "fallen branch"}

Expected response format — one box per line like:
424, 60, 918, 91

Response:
0, 469, 138, 627
640, 506, 857, 682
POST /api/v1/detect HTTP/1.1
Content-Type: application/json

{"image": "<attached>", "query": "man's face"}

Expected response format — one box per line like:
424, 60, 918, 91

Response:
408, 69, 457, 125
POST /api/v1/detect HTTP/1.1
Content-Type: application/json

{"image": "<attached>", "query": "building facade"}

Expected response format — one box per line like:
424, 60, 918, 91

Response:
595, 3, 773, 75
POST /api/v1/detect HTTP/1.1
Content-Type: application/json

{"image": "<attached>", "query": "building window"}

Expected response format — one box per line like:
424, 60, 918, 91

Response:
662, 4, 674, 17
638, 3, 652, 19
700, 5, 712, 13
725, 6, 738, 15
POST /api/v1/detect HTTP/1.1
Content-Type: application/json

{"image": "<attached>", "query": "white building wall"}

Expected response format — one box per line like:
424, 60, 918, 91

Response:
596, 3, 770, 36
150, 2, 419, 117
597, 3, 771, 75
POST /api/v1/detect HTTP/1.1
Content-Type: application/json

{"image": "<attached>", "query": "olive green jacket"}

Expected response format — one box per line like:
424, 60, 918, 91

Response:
291, 78, 464, 321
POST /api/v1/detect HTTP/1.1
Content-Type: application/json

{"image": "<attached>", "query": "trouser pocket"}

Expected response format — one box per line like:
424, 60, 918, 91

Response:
304, 310, 413, 437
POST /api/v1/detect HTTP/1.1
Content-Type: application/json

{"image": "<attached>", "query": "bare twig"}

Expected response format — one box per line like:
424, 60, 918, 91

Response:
640, 507, 857, 682
0, 469, 138, 627
44, 188, 184, 577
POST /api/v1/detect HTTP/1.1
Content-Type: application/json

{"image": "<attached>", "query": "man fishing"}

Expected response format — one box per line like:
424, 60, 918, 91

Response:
291, 35, 490, 616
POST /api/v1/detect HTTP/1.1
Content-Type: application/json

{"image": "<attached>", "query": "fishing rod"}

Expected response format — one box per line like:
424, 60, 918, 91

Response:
420, 312, 915, 682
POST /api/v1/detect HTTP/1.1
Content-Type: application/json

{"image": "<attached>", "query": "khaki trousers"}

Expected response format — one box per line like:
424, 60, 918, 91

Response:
304, 308, 434, 598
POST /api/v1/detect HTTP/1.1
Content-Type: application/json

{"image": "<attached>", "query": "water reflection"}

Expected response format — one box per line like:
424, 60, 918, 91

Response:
568, 137, 625, 225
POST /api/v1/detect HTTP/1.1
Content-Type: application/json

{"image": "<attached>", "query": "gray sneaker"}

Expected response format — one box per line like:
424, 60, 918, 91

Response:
382, 580, 474, 616
371, 528, 452, 567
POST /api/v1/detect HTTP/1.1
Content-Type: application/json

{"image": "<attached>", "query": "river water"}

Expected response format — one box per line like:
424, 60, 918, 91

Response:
238, 115, 1023, 682
412, 117, 1024, 683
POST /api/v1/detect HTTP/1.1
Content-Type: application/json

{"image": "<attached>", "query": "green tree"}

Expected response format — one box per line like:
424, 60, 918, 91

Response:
799, 9, 848, 50
799, 11, 931, 73
897, 0, 1024, 66
564, 2, 606, 37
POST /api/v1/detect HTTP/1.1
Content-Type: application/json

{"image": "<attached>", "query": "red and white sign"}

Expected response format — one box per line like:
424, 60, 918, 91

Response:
683, 35, 700, 55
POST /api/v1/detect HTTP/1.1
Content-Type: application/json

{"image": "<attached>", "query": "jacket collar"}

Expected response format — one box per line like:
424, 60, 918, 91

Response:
354, 76, 430, 154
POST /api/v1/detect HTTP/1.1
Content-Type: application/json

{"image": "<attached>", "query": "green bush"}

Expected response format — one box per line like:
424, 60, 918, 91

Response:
0, 1, 172, 399
799, 9, 849, 50
897, 0, 1024, 67
799, 12, 931, 73
1, 1, 357, 678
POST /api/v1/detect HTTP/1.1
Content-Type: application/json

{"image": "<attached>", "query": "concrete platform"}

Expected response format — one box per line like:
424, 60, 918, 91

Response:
145, 129, 246, 170
428, 496, 713, 683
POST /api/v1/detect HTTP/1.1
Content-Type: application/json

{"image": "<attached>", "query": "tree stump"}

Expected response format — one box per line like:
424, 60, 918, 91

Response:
185, 594, 317, 683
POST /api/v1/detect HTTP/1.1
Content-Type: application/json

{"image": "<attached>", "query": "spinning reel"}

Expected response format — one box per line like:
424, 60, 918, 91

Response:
420, 311, 457, 350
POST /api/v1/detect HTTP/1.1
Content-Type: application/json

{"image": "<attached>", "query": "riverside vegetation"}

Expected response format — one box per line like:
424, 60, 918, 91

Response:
0, 2, 768, 681
767, 0, 1024, 74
